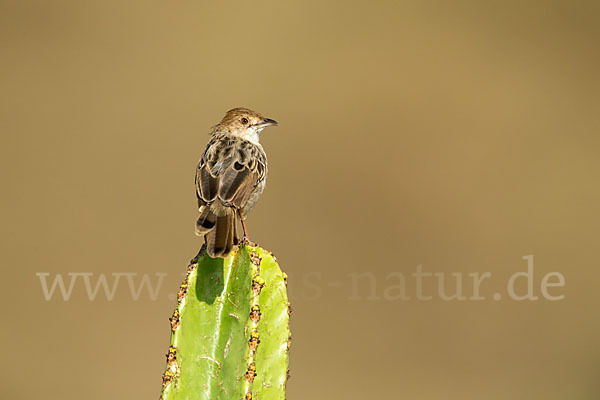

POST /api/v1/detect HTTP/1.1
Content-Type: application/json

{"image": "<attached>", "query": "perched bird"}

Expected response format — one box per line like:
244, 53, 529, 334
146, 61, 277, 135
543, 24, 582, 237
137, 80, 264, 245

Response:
194, 108, 278, 258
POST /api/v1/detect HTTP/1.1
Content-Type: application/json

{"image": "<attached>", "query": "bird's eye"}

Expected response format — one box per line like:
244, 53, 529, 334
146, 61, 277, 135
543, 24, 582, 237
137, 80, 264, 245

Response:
241, 117, 249, 125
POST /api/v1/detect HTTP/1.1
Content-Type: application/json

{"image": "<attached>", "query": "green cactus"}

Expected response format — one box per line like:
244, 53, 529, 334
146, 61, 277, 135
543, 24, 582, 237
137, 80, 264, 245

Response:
160, 244, 291, 400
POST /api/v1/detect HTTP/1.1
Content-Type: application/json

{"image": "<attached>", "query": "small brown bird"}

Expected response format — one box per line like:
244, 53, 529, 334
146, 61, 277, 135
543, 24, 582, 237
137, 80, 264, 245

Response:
195, 108, 278, 258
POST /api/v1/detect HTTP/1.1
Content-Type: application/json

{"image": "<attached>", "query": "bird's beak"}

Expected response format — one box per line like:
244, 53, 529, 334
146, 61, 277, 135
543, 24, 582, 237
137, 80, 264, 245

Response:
258, 118, 278, 128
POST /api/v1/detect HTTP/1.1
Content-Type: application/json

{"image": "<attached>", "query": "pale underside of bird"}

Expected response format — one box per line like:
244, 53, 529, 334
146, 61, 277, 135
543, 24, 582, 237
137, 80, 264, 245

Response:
194, 108, 278, 258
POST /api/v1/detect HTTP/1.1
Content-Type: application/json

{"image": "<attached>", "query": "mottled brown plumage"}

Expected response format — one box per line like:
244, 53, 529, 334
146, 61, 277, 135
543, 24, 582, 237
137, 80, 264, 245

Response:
195, 108, 277, 257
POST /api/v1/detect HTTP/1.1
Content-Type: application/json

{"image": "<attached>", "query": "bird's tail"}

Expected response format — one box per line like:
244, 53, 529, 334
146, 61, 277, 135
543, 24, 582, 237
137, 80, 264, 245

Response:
195, 206, 217, 236
196, 207, 235, 258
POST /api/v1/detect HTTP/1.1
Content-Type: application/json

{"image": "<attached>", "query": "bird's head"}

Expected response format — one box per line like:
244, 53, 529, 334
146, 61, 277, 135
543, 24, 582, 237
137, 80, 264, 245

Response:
211, 107, 278, 143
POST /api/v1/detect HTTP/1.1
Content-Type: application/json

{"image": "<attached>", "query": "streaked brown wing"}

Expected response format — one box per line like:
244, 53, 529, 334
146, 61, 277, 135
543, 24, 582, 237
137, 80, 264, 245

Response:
195, 139, 216, 207
195, 136, 266, 209
218, 160, 259, 208
196, 166, 218, 204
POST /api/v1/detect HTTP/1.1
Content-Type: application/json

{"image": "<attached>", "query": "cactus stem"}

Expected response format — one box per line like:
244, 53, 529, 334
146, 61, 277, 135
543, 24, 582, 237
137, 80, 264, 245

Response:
161, 245, 290, 400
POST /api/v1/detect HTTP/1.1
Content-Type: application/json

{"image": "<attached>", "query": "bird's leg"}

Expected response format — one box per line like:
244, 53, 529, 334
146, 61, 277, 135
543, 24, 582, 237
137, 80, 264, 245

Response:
238, 208, 250, 240
237, 208, 256, 247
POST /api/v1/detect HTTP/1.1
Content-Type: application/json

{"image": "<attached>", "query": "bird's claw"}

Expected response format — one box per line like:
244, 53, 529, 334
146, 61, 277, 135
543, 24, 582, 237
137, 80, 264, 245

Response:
240, 236, 257, 248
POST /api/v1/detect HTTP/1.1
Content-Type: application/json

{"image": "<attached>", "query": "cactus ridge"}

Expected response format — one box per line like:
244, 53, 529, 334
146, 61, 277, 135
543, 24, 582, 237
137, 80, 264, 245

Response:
160, 245, 290, 400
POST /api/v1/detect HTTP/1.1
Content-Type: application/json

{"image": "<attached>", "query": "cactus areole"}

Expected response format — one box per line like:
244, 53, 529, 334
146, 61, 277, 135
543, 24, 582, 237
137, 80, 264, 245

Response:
160, 245, 291, 400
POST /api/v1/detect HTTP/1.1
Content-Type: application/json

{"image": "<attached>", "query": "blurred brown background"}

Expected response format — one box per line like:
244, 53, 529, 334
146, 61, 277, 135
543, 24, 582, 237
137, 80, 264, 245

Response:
1, 0, 599, 399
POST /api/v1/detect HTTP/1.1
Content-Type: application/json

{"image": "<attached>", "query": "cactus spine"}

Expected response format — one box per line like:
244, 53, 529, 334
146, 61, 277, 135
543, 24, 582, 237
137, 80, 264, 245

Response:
160, 245, 291, 400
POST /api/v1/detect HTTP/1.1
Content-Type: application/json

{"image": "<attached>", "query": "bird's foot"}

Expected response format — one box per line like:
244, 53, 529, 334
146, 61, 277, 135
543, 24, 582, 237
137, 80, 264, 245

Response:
240, 236, 258, 248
